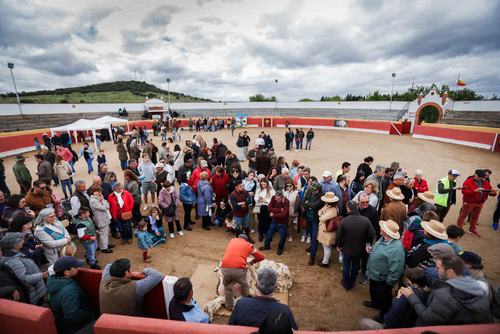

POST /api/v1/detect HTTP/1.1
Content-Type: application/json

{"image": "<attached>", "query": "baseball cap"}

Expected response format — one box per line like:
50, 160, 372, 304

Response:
322, 171, 332, 178
54, 256, 85, 272
475, 169, 486, 177
448, 169, 460, 177
238, 234, 249, 242
459, 251, 481, 265
155, 163, 165, 168
427, 243, 455, 256
200, 160, 208, 167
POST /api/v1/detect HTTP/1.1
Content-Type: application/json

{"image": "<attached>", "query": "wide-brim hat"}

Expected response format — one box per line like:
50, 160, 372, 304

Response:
13, 154, 27, 162
321, 192, 339, 203
421, 219, 448, 240
379, 220, 400, 239
386, 187, 404, 201
418, 191, 436, 204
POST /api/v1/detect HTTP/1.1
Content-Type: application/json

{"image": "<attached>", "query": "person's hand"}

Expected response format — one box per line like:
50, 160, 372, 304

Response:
337, 247, 342, 252
156, 232, 161, 236
35, 172, 38, 175
454, 186, 463, 190
149, 245, 153, 249
91, 236, 97, 241
96, 230, 100, 235
474, 188, 483, 193
249, 192, 254, 197
42, 271, 49, 279
152, 180, 155, 184
366, 246, 373, 254
29, 249, 33, 253
36, 244, 44, 249
270, 212, 274, 217
0, 228, 7, 234
26, 211, 35, 217
237, 202, 245, 206
402, 286, 414, 297
100, 195, 104, 201
397, 288, 403, 299
12, 290, 20, 301
66, 237, 72, 244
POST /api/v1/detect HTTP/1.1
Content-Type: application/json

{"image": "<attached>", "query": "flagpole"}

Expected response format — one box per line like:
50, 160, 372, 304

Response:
451, 73, 460, 114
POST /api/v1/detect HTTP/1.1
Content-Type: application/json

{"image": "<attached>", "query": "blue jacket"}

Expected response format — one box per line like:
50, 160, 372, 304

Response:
196, 180, 213, 217
169, 298, 210, 323
320, 179, 337, 193
135, 229, 153, 250
78, 146, 94, 159
229, 295, 298, 329
384, 286, 428, 329
179, 183, 196, 204
331, 183, 352, 216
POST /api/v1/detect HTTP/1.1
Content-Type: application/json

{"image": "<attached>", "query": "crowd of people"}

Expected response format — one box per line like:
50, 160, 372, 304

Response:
0, 120, 499, 334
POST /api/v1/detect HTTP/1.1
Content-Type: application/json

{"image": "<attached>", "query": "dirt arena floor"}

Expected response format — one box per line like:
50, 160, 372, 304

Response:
3, 126, 500, 331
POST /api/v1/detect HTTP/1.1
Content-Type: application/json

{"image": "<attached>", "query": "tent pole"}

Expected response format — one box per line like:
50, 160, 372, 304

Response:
93, 130, 98, 153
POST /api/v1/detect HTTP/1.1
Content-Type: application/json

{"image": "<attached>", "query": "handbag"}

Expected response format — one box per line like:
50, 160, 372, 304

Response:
163, 193, 177, 217
325, 216, 343, 232
298, 215, 307, 230
121, 211, 133, 220
253, 206, 261, 214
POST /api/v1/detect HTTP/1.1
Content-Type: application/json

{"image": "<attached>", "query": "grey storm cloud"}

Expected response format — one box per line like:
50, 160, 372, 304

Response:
121, 30, 154, 55
141, 5, 182, 28
198, 16, 224, 25
196, 0, 215, 7
73, 7, 120, 43
23, 46, 97, 76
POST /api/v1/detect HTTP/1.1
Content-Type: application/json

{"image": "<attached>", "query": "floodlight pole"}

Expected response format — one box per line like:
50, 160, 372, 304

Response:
275, 79, 278, 109
8, 63, 23, 116
167, 78, 171, 112
389, 72, 396, 111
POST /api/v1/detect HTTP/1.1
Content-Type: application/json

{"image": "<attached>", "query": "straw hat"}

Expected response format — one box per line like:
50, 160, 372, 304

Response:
418, 191, 436, 204
386, 187, 404, 201
421, 219, 448, 240
321, 192, 339, 203
379, 220, 400, 239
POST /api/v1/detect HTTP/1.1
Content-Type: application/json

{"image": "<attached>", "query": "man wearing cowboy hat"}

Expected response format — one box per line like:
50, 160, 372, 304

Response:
336, 201, 376, 290
301, 180, 325, 266
380, 187, 406, 235
363, 220, 405, 323
434, 169, 462, 222
12, 154, 32, 195
405, 219, 449, 269
383, 172, 405, 206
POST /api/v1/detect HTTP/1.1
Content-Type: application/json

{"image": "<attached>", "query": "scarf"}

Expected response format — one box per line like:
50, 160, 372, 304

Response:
114, 191, 125, 208
423, 238, 449, 245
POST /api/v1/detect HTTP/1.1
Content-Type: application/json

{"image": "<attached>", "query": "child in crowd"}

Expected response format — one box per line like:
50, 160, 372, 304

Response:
215, 198, 232, 227
145, 206, 167, 245
447, 225, 465, 255
96, 135, 101, 150
34, 137, 41, 153
225, 212, 236, 233
135, 221, 153, 263
96, 148, 108, 172
493, 182, 500, 230
74, 206, 101, 270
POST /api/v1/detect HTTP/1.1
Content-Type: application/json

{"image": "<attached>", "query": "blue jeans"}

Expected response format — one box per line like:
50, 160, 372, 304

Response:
52, 173, 59, 186
161, 133, 167, 141
305, 138, 312, 149
86, 159, 93, 172
295, 141, 300, 149
234, 214, 249, 230
215, 218, 223, 225
140, 136, 145, 146
307, 218, 319, 258
342, 254, 361, 289
300, 139, 303, 149
116, 218, 132, 240
265, 221, 288, 250
60, 179, 72, 198
69, 160, 76, 173
120, 160, 128, 170
238, 147, 243, 161
0, 175, 11, 197
83, 241, 97, 265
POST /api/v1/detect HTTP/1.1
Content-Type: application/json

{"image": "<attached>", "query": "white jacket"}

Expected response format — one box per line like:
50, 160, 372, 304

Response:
34, 220, 71, 266
254, 185, 275, 207
89, 195, 111, 228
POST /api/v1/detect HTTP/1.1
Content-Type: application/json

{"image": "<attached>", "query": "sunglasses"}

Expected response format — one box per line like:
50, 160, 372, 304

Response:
286, 185, 293, 187
360, 201, 370, 204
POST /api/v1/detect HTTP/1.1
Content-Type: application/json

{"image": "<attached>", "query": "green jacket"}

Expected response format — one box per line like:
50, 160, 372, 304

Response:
301, 189, 325, 224
46, 275, 95, 334
73, 216, 97, 245
12, 162, 32, 183
366, 238, 405, 286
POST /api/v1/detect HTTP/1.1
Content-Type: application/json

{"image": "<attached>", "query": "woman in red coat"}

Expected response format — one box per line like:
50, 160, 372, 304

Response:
108, 182, 135, 244
211, 166, 230, 202
413, 170, 429, 193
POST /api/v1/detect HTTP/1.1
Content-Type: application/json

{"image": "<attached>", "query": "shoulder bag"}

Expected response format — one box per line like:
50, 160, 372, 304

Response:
163, 192, 177, 217
325, 211, 342, 232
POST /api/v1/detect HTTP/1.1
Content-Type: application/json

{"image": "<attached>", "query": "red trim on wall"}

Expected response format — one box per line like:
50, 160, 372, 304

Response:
413, 125, 496, 145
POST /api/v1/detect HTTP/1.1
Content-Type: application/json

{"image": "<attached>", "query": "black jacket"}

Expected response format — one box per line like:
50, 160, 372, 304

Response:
357, 163, 372, 178
43, 151, 56, 166
86, 182, 112, 199
360, 205, 380, 234
336, 211, 376, 258
0, 262, 30, 303
42, 135, 52, 149
60, 132, 70, 145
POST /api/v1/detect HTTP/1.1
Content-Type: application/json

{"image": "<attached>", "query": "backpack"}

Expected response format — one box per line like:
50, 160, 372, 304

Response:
402, 230, 414, 252
477, 277, 500, 319
163, 192, 176, 217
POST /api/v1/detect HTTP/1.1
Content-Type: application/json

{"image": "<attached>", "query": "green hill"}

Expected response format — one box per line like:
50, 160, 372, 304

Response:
0, 80, 212, 104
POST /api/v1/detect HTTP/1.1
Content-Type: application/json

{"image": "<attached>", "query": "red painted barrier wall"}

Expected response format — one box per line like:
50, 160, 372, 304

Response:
73, 268, 168, 319
413, 125, 499, 151
0, 299, 57, 334
94, 314, 500, 334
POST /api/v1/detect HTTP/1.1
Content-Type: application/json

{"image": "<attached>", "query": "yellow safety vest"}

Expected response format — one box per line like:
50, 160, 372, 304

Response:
434, 176, 451, 207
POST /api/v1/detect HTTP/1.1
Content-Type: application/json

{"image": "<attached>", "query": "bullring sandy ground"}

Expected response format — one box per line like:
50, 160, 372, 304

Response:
3, 126, 500, 331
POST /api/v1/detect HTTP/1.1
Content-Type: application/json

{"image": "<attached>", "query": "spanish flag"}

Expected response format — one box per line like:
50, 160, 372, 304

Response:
457, 79, 466, 86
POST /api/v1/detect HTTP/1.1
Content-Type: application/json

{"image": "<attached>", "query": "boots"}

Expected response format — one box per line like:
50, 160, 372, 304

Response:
244, 228, 255, 244
235, 229, 241, 238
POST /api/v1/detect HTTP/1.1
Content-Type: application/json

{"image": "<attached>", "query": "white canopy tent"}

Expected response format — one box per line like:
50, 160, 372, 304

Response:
51, 119, 104, 152
93, 116, 130, 132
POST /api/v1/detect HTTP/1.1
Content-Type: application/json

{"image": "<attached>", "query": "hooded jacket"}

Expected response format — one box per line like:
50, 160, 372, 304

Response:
46, 275, 95, 334
408, 276, 491, 326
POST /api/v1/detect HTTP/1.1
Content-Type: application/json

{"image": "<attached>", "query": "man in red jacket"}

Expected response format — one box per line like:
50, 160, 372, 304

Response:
259, 190, 290, 255
210, 166, 230, 202
457, 169, 497, 238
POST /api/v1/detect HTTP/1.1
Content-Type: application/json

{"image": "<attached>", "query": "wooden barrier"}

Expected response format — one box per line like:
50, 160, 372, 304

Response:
0, 299, 57, 334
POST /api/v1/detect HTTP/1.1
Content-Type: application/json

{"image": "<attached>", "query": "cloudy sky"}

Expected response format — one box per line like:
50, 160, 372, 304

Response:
1, 0, 499, 101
